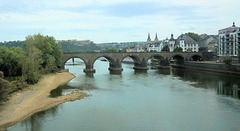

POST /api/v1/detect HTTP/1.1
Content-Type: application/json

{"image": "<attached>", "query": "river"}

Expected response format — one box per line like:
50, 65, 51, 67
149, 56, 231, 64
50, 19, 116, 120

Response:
8, 59, 240, 131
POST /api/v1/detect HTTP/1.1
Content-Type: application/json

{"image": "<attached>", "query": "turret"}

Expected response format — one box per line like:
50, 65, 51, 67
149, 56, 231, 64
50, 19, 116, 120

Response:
232, 22, 236, 27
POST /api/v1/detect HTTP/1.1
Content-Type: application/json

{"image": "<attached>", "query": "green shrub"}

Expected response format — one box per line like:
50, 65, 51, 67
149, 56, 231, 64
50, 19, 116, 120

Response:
223, 56, 232, 65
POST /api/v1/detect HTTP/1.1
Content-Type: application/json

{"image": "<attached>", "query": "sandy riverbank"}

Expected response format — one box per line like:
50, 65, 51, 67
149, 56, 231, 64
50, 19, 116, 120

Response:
0, 72, 89, 130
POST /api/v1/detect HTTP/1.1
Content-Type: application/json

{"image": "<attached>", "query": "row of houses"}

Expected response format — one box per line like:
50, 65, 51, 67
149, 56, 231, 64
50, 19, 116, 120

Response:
146, 33, 199, 52
126, 33, 218, 53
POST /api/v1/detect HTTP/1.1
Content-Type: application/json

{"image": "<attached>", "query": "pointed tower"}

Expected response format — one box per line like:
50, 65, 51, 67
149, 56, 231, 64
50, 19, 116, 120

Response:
232, 22, 236, 27
154, 33, 159, 43
170, 34, 174, 40
147, 33, 152, 44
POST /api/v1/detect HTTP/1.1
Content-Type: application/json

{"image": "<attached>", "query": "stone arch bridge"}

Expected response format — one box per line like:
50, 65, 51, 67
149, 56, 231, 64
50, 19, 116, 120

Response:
62, 52, 211, 73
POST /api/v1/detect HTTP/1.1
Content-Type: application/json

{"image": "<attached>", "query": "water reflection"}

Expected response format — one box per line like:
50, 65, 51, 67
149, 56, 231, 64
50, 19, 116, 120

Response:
169, 68, 240, 99
18, 106, 60, 131
134, 70, 148, 75
218, 81, 240, 99
85, 73, 94, 78
109, 70, 122, 75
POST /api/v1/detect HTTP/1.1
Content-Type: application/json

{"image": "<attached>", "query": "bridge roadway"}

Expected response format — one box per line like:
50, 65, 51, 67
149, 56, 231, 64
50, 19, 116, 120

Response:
62, 52, 210, 73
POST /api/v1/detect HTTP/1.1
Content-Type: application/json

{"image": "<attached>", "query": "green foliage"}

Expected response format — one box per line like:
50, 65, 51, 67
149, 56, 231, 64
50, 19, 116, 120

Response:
150, 50, 157, 52
0, 33, 63, 84
222, 56, 232, 65
0, 71, 11, 102
0, 33, 63, 102
185, 32, 200, 42
0, 46, 25, 80
24, 33, 62, 69
0, 41, 23, 48
199, 47, 208, 52
59, 41, 101, 53
23, 33, 63, 83
161, 45, 170, 52
173, 47, 183, 52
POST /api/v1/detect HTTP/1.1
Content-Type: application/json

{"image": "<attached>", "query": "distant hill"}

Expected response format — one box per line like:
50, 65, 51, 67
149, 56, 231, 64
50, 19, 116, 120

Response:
57, 40, 101, 53
0, 41, 23, 48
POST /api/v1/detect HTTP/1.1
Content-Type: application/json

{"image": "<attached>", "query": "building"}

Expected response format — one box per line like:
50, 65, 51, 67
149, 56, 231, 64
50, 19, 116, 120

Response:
199, 34, 218, 52
168, 34, 179, 52
147, 33, 161, 52
218, 22, 240, 57
178, 34, 199, 52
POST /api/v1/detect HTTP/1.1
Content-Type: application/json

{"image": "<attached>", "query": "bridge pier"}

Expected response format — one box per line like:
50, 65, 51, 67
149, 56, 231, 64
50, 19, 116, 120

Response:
133, 66, 149, 70
108, 59, 123, 72
108, 67, 123, 71
83, 68, 96, 73
133, 58, 149, 70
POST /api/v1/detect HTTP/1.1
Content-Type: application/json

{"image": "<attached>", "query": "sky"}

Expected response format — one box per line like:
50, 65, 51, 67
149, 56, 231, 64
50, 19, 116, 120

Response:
0, 0, 239, 43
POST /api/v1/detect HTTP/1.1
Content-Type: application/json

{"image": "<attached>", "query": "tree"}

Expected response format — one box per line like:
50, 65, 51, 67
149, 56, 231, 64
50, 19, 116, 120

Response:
0, 46, 25, 80
150, 50, 157, 52
24, 33, 62, 74
173, 47, 183, 52
161, 45, 170, 52
199, 47, 208, 52
185, 32, 200, 42
23, 43, 43, 84
222, 56, 232, 65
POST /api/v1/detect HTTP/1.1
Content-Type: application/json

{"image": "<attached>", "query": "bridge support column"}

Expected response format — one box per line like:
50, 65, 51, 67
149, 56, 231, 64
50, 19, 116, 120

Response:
84, 61, 95, 73
108, 59, 123, 72
83, 68, 96, 73
159, 58, 170, 68
108, 67, 123, 71
133, 66, 149, 70
133, 58, 149, 70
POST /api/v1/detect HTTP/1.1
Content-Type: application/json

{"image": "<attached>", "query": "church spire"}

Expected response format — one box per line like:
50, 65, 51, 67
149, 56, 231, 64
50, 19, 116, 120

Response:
154, 33, 159, 43
147, 33, 151, 44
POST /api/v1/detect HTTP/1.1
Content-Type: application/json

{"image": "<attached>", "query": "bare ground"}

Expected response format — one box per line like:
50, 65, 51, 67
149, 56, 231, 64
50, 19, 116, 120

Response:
0, 72, 89, 130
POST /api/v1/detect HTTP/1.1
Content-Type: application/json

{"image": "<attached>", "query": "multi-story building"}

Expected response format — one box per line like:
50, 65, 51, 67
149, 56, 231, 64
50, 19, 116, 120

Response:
178, 34, 199, 52
218, 22, 240, 57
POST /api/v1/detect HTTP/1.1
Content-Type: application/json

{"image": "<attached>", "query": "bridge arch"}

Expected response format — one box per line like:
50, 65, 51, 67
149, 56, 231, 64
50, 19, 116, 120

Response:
62, 56, 87, 69
120, 54, 147, 70
93, 55, 115, 65
169, 54, 185, 65
190, 54, 202, 61
146, 54, 166, 67
93, 55, 121, 71
121, 54, 141, 64
147, 54, 165, 61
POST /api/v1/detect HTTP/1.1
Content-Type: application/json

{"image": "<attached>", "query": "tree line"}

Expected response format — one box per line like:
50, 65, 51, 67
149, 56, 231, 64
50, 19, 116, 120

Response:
0, 34, 62, 102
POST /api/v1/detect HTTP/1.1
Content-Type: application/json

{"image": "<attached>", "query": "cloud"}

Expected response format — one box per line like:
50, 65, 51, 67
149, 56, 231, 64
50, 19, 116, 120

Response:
0, 0, 239, 42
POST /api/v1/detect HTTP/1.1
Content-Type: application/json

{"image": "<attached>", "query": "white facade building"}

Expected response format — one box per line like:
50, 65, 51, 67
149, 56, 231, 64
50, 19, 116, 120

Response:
178, 34, 199, 52
218, 22, 240, 57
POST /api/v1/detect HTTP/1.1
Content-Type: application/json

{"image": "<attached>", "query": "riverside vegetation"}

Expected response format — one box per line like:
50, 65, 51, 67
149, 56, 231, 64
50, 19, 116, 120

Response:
0, 33, 62, 102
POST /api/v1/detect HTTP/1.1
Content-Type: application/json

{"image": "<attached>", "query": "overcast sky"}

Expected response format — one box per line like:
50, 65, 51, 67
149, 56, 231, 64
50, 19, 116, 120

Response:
0, 0, 239, 43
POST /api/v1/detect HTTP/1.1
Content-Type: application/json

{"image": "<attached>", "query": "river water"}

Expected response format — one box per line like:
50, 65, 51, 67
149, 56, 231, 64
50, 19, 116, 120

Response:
8, 59, 240, 131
